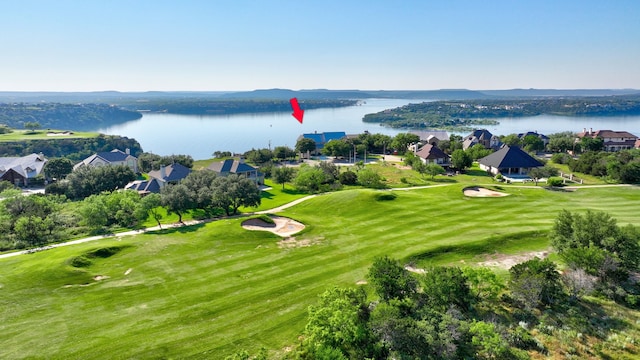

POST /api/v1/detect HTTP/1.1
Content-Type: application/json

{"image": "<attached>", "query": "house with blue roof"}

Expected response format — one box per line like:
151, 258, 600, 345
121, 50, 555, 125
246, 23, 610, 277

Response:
298, 131, 347, 155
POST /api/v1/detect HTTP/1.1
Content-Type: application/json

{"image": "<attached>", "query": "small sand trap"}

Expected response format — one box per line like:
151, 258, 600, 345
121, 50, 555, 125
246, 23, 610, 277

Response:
463, 186, 509, 197
93, 275, 109, 281
242, 216, 305, 237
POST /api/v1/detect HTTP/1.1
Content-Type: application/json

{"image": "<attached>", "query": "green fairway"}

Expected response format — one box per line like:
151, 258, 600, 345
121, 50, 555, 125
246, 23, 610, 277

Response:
0, 129, 99, 142
1, 184, 639, 358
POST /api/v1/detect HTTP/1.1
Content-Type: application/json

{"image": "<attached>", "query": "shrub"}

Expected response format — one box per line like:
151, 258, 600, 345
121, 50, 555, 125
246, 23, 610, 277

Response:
547, 177, 564, 187
551, 152, 570, 164
374, 192, 397, 201
494, 173, 503, 182
69, 255, 92, 268
338, 170, 358, 185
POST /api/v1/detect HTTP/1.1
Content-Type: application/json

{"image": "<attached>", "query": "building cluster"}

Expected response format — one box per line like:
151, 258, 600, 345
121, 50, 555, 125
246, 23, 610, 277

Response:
1, 127, 639, 189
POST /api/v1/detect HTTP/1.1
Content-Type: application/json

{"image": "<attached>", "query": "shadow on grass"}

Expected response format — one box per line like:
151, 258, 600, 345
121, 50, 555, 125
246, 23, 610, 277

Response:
407, 230, 548, 265
148, 223, 206, 235
432, 178, 458, 183
465, 169, 491, 177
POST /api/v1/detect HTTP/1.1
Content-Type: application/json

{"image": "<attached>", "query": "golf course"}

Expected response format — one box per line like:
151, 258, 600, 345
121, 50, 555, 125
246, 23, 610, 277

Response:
1, 179, 639, 358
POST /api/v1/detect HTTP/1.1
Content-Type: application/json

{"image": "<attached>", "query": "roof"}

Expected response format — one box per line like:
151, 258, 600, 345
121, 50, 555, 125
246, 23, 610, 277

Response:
207, 159, 258, 174
148, 163, 191, 182
299, 132, 347, 147
415, 144, 449, 160
410, 130, 449, 141
469, 129, 494, 141
125, 178, 162, 193
518, 131, 549, 140
75, 149, 136, 170
578, 129, 638, 139
478, 145, 543, 169
0, 153, 47, 179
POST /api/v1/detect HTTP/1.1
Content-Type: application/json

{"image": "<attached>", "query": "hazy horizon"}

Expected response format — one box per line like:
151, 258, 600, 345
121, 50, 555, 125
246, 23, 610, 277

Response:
2, 1, 639, 92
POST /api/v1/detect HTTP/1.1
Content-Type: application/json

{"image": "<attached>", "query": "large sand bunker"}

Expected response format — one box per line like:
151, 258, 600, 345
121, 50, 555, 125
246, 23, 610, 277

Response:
463, 186, 509, 197
241, 216, 305, 237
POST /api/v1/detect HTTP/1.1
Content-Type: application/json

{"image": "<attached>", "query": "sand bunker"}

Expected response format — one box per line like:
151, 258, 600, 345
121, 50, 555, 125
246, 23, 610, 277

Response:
463, 186, 509, 197
242, 216, 305, 237
478, 251, 549, 270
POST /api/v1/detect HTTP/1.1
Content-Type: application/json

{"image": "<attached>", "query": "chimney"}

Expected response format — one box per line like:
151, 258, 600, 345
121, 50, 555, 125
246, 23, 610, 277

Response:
589, 128, 593, 135
160, 165, 166, 179
125, 148, 130, 155
239, 157, 245, 164
37, 152, 44, 161
583, 128, 586, 134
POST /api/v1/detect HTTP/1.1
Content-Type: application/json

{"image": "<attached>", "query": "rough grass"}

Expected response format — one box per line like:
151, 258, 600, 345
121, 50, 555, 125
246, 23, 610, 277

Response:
1, 184, 639, 358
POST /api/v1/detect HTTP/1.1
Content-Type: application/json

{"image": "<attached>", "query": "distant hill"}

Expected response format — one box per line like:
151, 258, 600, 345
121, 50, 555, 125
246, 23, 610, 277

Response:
1, 89, 638, 104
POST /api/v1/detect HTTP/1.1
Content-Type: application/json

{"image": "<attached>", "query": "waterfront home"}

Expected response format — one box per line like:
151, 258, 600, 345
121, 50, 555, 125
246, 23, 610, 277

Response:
577, 128, 638, 152
208, 158, 264, 185
478, 145, 543, 176
74, 149, 138, 173
0, 153, 47, 186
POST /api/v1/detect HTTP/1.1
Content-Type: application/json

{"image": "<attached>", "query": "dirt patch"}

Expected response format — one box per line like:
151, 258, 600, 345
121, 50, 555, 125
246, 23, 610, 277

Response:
93, 275, 109, 281
278, 236, 323, 249
405, 266, 426, 274
242, 216, 305, 237
477, 250, 550, 270
463, 186, 509, 197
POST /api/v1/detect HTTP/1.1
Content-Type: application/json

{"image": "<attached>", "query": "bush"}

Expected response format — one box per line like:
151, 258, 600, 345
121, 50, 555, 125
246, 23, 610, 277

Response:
547, 177, 564, 187
494, 173, 503, 182
551, 152, 570, 164
69, 255, 92, 268
338, 170, 358, 185
374, 192, 397, 201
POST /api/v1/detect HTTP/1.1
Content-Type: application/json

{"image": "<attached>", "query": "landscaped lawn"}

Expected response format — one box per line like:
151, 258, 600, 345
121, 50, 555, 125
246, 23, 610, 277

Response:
1, 183, 639, 358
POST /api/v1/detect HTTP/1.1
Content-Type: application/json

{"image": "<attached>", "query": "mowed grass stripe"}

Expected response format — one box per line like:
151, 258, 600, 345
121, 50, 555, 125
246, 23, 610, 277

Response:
1, 185, 640, 358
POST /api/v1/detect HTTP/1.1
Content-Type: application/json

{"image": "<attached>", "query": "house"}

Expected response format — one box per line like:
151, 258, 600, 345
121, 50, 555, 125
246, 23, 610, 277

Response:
0, 153, 47, 186
409, 131, 449, 146
518, 131, 550, 147
577, 128, 638, 152
125, 178, 162, 195
207, 158, 264, 185
74, 149, 138, 173
125, 163, 191, 194
298, 131, 347, 154
463, 129, 501, 150
478, 145, 543, 176
148, 163, 191, 185
415, 144, 450, 167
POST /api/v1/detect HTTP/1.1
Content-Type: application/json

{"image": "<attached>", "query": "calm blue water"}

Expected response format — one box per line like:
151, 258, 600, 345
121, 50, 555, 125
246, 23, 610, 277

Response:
97, 99, 640, 159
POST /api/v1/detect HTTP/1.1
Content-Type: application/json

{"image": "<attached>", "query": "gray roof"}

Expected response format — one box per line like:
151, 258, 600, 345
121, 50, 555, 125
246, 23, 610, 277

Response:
148, 163, 191, 182
469, 129, 494, 141
478, 145, 543, 169
125, 178, 161, 193
207, 159, 258, 174
0, 153, 47, 179
75, 149, 136, 170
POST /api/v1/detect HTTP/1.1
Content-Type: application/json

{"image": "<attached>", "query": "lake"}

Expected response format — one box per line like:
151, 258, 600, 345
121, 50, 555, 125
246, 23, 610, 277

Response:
97, 99, 640, 159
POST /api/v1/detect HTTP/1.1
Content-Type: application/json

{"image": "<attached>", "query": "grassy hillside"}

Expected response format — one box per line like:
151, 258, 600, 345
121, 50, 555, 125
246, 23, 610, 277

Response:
1, 184, 639, 358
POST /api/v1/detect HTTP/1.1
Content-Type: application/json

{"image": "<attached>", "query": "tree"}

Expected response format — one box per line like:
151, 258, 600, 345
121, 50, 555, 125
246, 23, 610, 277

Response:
24, 121, 41, 132
391, 133, 420, 155
500, 134, 522, 147
272, 166, 295, 190
466, 144, 492, 161
273, 146, 295, 161
304, 287, 379, 359
357, 168, 385, 189
212, 175, 261, 215
322, 139, 351, 158
547, 132, 575, 153
44, 158, 74, 180
317, 162, 339, 184
213, 150, 232, 158
509, 258, 563, 310
14, 215, 53, 246
244, 148, 273, 165
451, 149, 472, 171
522, 135, 545, 152
61, 165, 137, 200
181, 170, 217, 210
367, 256, 417, 301
371, 133, 393, 154
161, 183, 194, 223
580, 136, 604, 152
420, 266, 473, 312
295, 138, 317, 156
135, 193, 163, 228
424, 164, 446, 179
293, 165, 326, 193
338, 170, 357, 185
528, 165, 559, 186
551, 210, 640, 278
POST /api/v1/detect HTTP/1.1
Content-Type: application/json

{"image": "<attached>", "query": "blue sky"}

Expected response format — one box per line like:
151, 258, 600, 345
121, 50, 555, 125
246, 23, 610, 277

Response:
1, 0, 638, 91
